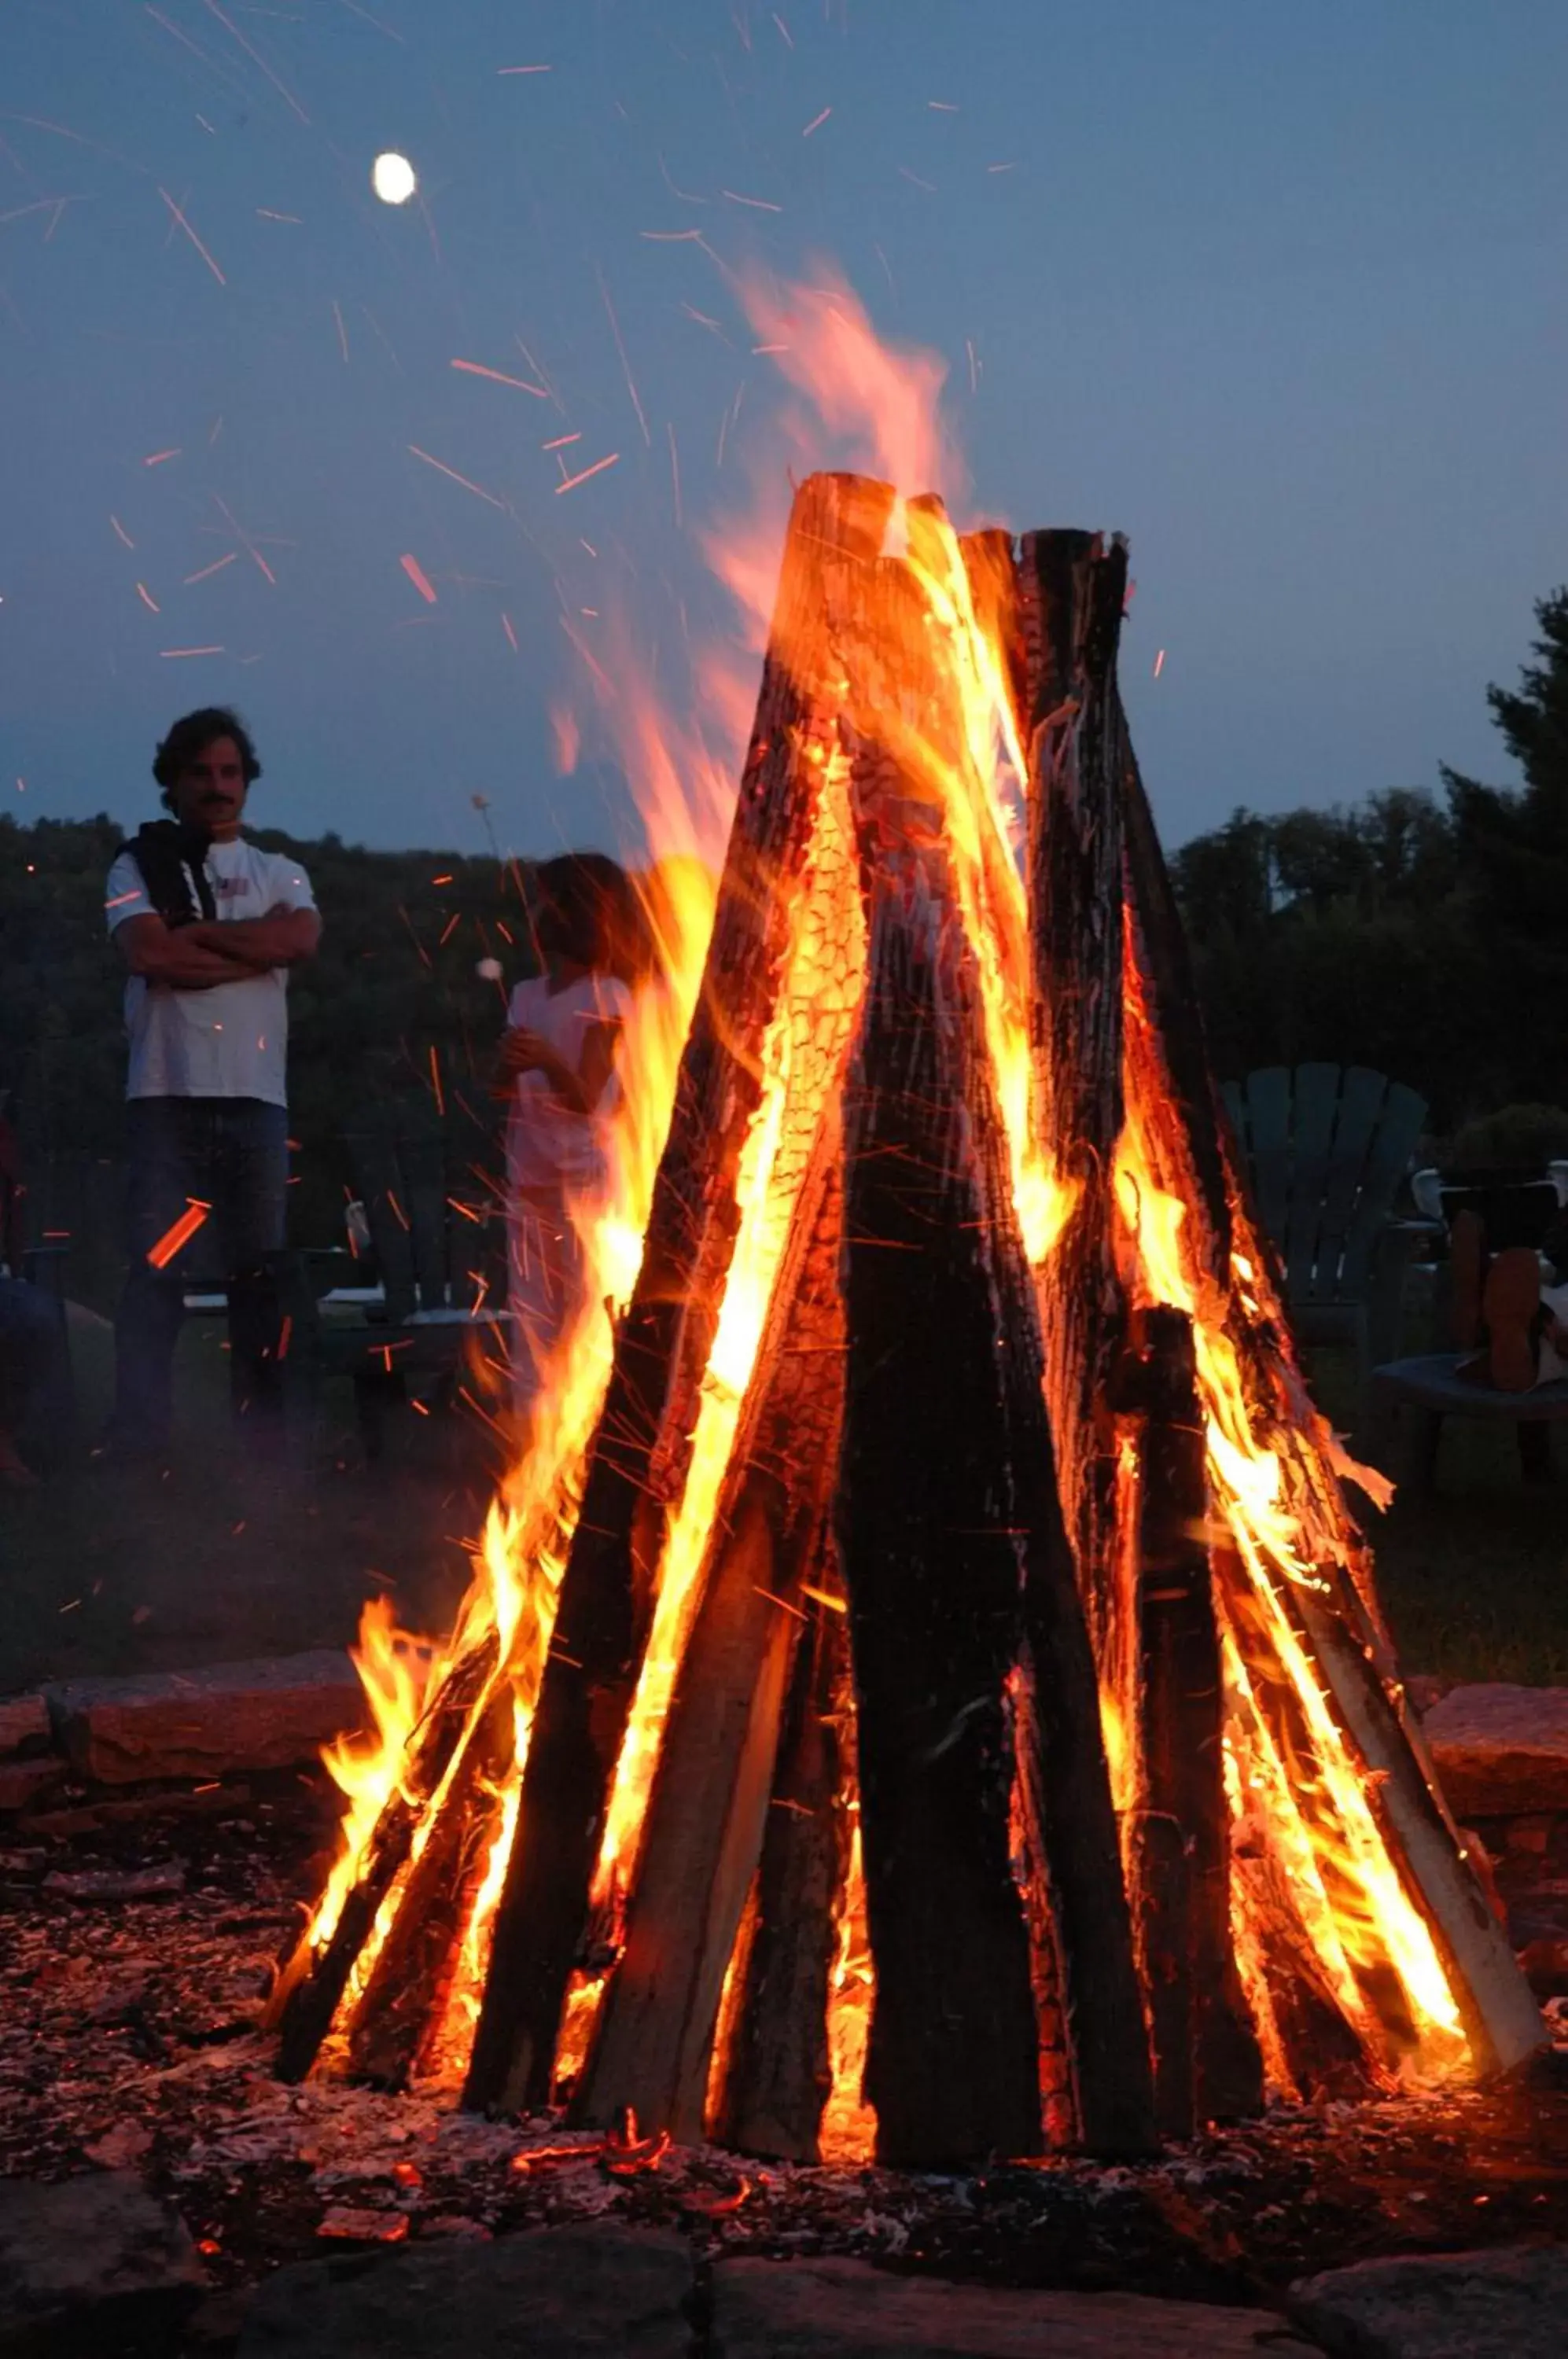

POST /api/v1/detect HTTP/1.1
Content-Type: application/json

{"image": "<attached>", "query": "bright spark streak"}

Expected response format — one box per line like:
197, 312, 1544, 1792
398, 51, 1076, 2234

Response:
721, 189, 782, 211
184, 552, 238, 585
156, 186, 225, 285
160, 645, 225, 657
542, 432, 580, 450
451, 357, 549, 397
332, 300, 349, 361
109, 515, 134, 547
399, 554, 438, 603
146, 1199, 211, 1268
553, 453, 620, 495
597, 270, 650, 447
256, 208, 302, 224
134, 582, 160, 613
497, 64, 552, 75
801, 107, 831, 136
407, 444, 506, 510
898, 166, 937, 193
1154, 648, 1166, 678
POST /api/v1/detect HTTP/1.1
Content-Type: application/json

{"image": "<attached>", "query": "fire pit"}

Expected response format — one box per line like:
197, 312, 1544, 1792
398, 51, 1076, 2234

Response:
266, 474, 1542, 2173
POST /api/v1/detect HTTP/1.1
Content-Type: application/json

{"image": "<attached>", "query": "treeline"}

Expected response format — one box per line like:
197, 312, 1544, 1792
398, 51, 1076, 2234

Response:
1170, 586, 1568, 1140
3, 587, 1565, 1239
0, 814, 532, 1241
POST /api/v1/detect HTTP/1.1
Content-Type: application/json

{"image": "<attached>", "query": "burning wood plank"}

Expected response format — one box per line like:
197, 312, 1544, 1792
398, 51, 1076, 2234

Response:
462, 472, 895, 2118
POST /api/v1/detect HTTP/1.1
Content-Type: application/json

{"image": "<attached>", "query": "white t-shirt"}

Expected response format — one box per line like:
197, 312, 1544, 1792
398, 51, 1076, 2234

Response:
105, 835, 317, 1107
504, 971, 634, 1191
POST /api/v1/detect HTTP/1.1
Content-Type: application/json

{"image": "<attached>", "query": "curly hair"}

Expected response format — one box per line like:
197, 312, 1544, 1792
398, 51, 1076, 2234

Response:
153, 707, 263, 810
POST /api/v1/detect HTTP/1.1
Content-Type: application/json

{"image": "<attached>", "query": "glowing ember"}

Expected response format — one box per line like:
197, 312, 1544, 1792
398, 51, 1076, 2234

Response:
370, 152, 417, 205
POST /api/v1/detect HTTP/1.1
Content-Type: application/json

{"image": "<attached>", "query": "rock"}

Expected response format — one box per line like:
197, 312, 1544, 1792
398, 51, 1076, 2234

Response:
0, 1758, 61, 1815
42, 1864, 186, 1903
0, 2170, 204, 2353
44, 1651, 366, 1785
236, 2225, 693, 2357
1423, 1685, 1568, 1816
1290, 2241, 1568, 2357
0, 1695, 49, 1756
711, 2258, 1316, 2356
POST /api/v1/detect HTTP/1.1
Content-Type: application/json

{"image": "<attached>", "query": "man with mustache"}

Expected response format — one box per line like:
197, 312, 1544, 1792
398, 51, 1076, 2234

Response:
102, 707, 320, 1458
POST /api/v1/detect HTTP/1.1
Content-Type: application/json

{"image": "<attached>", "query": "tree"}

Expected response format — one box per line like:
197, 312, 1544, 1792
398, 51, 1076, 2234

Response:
1444, 587, 1568, 1100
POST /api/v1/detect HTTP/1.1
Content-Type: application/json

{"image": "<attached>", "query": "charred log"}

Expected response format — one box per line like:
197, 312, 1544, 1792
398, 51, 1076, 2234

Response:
715, 1588, 852, 2162
269, 1632, 500, 2083
462, 473, 895, 2118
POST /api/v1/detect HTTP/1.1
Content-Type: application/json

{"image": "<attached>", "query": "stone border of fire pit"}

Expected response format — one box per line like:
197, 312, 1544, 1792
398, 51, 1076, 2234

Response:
0, 1652, 365, 1832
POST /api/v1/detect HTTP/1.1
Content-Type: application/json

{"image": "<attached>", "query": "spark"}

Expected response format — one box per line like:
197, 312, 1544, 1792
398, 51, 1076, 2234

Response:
109, 515, 134, 548
407, 443, 506, 510
200, 0, 311, 125
667, 421, 682, 528
929, 99, 959, 110
399, 553, 437, 602
134, 582, 160, 613
597, 269, 650, 447
156, 186, 226, 284
105, 889, 142, 911
256, 209, 303, 223
497, 64, 552, 75
429, 1046, 445, 1116
184, 552, 238, 585
502, 613, 518, 653
966, 337, 977, 393
751, 342, 788, 355
147, 1199, 211, 1268
554, 451, 620, 495
160, 645, 225, 657
987, 161, 1018, 174
332, 300, 349, 361
772, 11, 793, 44
542, 432, 580, 451
337, 0, 403, 39
801, 107, 831, 137
898, 166, 937, 193
639, 228, 705, 242
680, 301, 727, 339
212, 494, 277, 585
451, 356, 548, 396
1154, 648, 1166, 679
721, 189, 782, 212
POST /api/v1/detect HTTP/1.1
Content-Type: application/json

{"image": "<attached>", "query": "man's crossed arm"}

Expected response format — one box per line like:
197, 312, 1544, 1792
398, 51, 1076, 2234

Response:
115, 904, 321, 990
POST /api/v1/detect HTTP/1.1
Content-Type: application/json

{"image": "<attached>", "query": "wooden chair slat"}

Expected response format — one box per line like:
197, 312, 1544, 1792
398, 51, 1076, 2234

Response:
1242, 1067, 1293, 1250
1283, 1062, 1342, 1305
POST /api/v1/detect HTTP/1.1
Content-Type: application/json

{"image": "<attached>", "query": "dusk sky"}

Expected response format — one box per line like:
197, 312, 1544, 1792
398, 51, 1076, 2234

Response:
3, 2, 1564, 863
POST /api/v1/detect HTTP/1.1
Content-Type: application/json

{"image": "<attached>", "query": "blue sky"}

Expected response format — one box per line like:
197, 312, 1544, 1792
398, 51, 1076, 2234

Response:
2, 1, 1564, 859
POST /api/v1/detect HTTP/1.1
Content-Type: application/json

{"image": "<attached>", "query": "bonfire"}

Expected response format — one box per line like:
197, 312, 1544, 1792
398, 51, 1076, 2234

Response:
264, 315, 1540, 2173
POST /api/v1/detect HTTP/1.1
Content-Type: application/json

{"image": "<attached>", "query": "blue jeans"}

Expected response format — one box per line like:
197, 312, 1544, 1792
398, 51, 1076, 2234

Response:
112, 1096, 289, 1448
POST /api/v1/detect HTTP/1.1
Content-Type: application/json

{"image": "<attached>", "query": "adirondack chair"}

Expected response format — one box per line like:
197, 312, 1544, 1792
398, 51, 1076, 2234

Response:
1220, 1063, 1431, 1392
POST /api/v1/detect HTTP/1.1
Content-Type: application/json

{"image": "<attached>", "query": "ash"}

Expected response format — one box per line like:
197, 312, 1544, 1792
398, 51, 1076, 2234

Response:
2, 1787, 1566, 2304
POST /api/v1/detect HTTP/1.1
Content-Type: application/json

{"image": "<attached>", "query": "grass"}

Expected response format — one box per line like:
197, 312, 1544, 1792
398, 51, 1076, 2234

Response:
5, 1314, 1567, 1703
1309, 1343, 1568, 1688
0, 1308, 489, 1696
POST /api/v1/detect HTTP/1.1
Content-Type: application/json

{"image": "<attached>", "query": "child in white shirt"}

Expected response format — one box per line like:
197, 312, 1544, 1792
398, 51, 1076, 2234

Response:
496, 856, 635, 1419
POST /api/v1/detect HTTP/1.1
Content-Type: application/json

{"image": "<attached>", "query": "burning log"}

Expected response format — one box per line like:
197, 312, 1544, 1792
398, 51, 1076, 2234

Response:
1120, 749, 1544, 2079
836, 865, 1043, 2169
1021, 529, 1130, 1658
1118, 1307, 1263, 2133
269, 1631, 500, 2082
571, 1121, 848, 2142
713, 1591, 852, 2162
344, 1688, 515, 2090
463, 473, 894, 2118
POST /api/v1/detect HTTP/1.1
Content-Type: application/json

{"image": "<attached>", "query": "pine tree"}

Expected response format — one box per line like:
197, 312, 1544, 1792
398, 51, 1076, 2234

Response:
1444, 587, 1568, 1102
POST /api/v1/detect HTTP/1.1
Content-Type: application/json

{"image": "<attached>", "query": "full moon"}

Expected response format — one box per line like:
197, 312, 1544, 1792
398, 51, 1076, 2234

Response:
371, 152, 417, 205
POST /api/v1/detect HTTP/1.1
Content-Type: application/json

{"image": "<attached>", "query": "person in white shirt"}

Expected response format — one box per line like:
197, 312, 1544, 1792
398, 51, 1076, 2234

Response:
103, 707, 320, 1456
495, 855, 635, 1425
